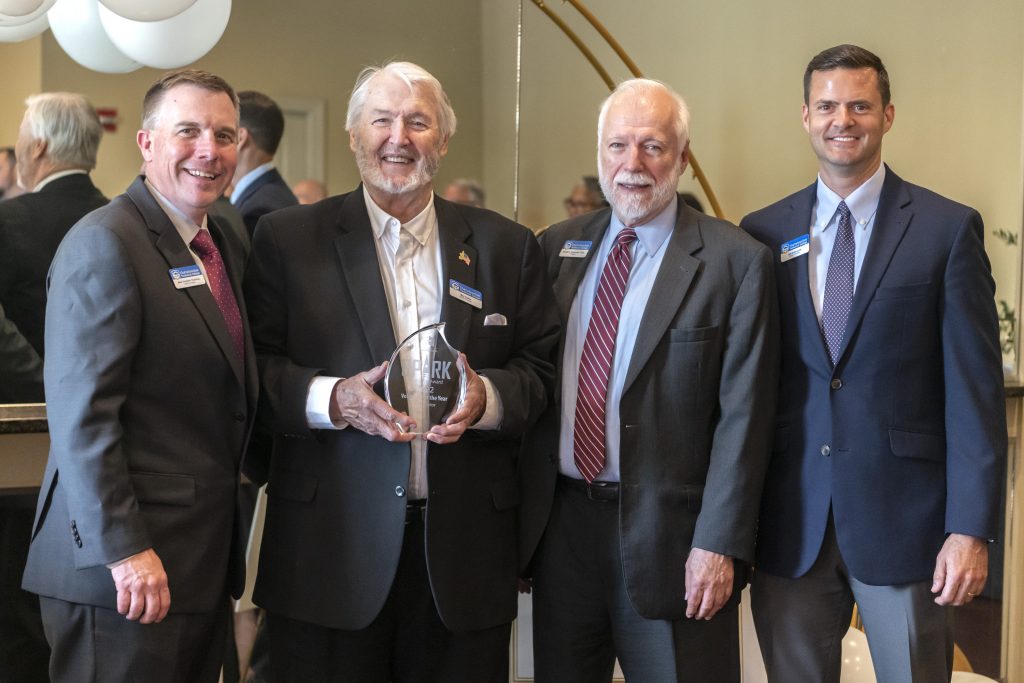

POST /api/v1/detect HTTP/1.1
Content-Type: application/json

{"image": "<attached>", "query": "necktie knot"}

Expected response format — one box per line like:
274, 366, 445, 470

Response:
616, 228, 638, 247
190, 229, 217, 258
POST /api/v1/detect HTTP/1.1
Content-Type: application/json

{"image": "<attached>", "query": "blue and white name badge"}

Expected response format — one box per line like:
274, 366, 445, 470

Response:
780, 234, 810, 263
559, 240, 592, 258
169, 264, 206, 289
449, 279, 483, 309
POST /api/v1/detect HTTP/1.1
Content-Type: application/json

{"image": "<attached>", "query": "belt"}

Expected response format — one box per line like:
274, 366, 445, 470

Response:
405, 499, 426, 524
557, 474, 620, 502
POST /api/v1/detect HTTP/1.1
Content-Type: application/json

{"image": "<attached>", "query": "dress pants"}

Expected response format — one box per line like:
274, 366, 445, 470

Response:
39, 595, 230, 683
266, 511, 510, 683
751, 515, 953, 683
532, 477, 740, 683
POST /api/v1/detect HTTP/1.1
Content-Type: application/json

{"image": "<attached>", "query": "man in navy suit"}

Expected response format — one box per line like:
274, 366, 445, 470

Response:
230, 90, 297, 237
741, 44, 1006, 682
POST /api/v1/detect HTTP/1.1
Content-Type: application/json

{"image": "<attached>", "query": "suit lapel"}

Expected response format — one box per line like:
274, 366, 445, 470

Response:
622, 199, 701, 392
436, 197, 476, 353
333, 188, 397, 364
833, 169, 912, 365
126, 177, 246, 386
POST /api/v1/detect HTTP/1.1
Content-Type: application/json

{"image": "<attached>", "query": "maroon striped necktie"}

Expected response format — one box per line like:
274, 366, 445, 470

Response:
573, 227, 637, 482
191, 229, 245, 362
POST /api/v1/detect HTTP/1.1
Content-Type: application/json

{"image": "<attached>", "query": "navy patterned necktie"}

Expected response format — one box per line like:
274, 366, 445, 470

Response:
821, 201, 855, 365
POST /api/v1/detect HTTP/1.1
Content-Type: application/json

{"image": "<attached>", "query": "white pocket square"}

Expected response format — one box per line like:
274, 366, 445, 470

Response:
484, 313, 508, 326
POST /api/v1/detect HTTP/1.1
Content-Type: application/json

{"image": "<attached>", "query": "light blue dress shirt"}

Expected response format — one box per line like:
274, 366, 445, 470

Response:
809, 164, 886, 321
558, 200, 676, 482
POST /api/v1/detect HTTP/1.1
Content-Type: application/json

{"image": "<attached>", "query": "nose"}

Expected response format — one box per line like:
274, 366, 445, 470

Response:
624, 144, 643, 170
388, 119, 409, 146
835, 105, 854, 128
195, 130, 218, 159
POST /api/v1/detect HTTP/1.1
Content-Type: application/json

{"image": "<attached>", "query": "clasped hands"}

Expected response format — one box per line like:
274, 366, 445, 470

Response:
329, 353, 485, 444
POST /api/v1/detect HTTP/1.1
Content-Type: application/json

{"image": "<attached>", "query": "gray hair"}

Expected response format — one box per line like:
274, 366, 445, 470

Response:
23, 93, 102, 170
345, 61, 457, 141
596, 78, 690, 151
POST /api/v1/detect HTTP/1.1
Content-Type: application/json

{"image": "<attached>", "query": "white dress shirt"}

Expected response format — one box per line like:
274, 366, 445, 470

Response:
305, 187, 501, 499
32, 168, 88, 192
144, 178, 214, 292
809, 164, 886, 321
558, 200, 676, 482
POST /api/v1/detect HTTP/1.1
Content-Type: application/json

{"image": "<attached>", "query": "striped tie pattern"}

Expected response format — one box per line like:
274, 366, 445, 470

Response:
821, 201, 855, 365
574, 228, 637, 482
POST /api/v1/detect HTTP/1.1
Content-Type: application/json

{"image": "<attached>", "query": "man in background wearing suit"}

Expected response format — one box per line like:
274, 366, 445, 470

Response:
0, 93, 107, 363
22, 69, 257, 683
244, 61, 558, 682
520, 79, 778, 682
231, 90, 298, 237
741, 44, 1006, 682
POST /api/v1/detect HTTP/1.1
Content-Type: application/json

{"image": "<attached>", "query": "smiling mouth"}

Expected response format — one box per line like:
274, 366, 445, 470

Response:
381, 155, 413, 164
829, 135, 858, 142
186, 169, 218, 180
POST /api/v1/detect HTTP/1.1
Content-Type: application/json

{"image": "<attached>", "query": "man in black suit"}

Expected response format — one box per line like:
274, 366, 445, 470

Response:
519, 79, 778, 682
230, 91, 297, 237
741, 44, 1005, 682
22, 69, 257, 683
244, 61, 558, 682
0, 93, 107, 362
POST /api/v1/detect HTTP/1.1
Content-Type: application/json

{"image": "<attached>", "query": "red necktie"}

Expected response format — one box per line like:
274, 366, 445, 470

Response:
190, 229, 244, 362
573, 228, 637, 482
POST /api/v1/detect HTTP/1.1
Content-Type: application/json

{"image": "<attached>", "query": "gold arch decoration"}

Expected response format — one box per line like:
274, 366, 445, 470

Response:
529, 0, 725, 219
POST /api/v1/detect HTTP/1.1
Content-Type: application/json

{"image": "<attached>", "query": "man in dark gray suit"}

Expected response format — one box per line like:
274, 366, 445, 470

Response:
244, 61, 558, 682
519, 79, 778, 682
230, 90, 298, 237
22, 69, 257, 683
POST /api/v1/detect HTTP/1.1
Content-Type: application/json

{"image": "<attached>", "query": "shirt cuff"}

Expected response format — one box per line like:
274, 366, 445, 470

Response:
306, 376, 349, 430
471, 375, 502, 431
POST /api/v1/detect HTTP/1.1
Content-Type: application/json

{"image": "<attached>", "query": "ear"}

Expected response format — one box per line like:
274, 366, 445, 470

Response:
438, 135, 450, 159
29, 138, 47, 161
238, 127, 250, 149
678, 141, 690, 175
802, 103, 811, 133
882, 103, 895, 134
137, 129, 154, 162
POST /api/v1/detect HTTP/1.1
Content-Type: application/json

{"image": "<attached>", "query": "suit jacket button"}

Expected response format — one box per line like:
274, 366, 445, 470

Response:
395, 485, 406, 497
234, 412, 246, 422
75, 538, 82, 548
821, 444, 831, 456
830, 378, 842, 390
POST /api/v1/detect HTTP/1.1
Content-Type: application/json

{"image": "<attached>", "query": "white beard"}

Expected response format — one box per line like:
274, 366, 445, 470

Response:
600, 170, 679, 226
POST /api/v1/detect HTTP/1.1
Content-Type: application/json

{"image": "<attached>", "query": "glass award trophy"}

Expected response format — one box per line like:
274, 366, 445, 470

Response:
384, 322, 467, 434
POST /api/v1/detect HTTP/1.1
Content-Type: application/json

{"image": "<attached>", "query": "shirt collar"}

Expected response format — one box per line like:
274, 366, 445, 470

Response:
814, 164, 886, 232
144, 178, 208, 246
363, 185, 436, 246
230, 161, 275, 203
33, 168, 88, 192
608, 195, 677, 257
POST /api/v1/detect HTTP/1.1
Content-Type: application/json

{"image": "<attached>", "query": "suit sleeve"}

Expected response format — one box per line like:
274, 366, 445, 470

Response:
941, 210, 1006, 540
0, 302, 43, 402
692, 243, 780, 563
473, 231, 560, 437
43, 222, 152, 569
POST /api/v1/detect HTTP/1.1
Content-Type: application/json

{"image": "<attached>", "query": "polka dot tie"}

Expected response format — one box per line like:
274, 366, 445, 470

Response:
573, 228, 637, 483
191, 229, 244, 362
821, 201, 854, 366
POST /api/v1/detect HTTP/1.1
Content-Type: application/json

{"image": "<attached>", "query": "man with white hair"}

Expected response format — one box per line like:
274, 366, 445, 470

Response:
244, 61, 558, 681
519, 78, 778, 682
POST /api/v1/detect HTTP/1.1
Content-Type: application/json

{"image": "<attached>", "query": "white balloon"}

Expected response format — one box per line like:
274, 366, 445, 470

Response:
47, 0, 140, 73
0, 9, 45, 39
0, 0, 54, 24
98, 0, 230, 69
97, 0, 195, 22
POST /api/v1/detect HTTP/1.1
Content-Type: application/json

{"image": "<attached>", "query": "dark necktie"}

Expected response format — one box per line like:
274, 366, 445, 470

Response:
190, 229, 244, 362
574, 228, 637, 483
821, 201, 855, 365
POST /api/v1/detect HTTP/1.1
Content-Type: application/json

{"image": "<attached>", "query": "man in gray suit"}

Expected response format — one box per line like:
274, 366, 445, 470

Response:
519, 79, 778, 682
244, 61, 558, 682
22, 69, 257, 683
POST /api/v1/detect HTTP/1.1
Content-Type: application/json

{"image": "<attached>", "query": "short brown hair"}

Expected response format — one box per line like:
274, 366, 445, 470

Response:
804, 44, 891, 107
142, 69, 239, 129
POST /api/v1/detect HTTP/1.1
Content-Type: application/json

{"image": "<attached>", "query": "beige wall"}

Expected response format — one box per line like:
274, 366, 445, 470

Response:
31, 0, 483, 202
482, 0, 1024, 324
0, 36, 43, 151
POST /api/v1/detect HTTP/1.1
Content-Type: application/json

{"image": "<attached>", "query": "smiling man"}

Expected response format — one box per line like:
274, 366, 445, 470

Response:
243, 61, 558, 682
22, 70, 257, 683
519, 78, 778, 682
741, 44, 1006, 682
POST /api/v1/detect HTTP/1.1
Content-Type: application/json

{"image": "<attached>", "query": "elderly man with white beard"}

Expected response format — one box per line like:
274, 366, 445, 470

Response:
518, 78, 779, 683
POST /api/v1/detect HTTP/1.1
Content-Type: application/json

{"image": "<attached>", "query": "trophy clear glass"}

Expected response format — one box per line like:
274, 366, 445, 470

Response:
384, 322, 467, 434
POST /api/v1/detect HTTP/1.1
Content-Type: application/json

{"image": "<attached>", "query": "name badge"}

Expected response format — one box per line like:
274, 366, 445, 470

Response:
559, 240, 592, 258
449, 279, 483, 309
169, 265, 206, 289
780, 234, 809, 263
